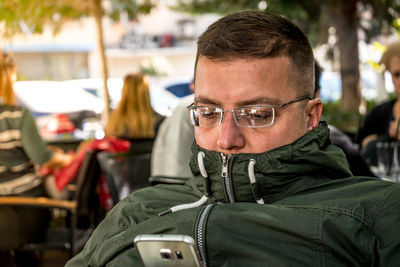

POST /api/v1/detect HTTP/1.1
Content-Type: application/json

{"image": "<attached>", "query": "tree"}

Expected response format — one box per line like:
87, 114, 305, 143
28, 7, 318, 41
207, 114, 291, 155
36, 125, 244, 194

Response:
172, 0, 400, 113
0, 0, 156, 122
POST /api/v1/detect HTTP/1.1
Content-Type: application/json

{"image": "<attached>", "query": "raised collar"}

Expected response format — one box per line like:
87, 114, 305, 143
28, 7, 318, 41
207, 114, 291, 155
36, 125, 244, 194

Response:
188, 121, 352, 204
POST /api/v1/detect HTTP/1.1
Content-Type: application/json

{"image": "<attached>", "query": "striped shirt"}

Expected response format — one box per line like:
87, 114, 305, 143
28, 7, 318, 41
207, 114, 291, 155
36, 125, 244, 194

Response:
0, 104, 53, 195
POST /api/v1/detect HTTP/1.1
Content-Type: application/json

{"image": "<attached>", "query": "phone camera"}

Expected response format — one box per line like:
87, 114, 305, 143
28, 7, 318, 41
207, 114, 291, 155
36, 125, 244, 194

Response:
160, 249, 174, 261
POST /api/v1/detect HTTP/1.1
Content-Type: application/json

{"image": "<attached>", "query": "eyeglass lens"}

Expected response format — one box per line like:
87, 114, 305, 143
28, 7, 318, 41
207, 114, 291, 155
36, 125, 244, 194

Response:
234, 106, 274, 127
189, 106, 275, 128
188, 96, 311, 128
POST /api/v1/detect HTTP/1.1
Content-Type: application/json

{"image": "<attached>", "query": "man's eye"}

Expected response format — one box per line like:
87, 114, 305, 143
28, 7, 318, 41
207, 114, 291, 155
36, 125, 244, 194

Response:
252, 110, 272, 119
200, 108, 218, 119
239, 107, 272, 120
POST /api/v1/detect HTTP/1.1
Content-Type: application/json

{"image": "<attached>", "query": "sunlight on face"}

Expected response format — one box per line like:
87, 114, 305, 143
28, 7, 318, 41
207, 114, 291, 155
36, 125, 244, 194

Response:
194, 57, 313, 154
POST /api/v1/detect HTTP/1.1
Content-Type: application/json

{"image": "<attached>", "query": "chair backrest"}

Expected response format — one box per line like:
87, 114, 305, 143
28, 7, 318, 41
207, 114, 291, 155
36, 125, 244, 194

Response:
97, 139, 154, 206
74, 149, 104, 228
128, 138, 154, 153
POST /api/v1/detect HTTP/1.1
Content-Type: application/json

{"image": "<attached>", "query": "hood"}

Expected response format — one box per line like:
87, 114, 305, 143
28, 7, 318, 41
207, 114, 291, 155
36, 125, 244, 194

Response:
188, 121, 353, 204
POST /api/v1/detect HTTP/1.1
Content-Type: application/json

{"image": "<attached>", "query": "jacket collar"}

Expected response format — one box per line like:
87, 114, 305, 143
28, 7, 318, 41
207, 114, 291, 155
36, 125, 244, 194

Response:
188, 121, 353, 204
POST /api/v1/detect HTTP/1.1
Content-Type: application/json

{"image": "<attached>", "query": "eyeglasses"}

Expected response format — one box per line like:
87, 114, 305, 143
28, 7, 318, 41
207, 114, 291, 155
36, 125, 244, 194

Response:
187, 96, 312, 128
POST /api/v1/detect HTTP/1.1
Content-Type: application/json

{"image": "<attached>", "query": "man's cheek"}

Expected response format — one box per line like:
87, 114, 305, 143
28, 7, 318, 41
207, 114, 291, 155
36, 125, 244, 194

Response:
195, 129, 215, 149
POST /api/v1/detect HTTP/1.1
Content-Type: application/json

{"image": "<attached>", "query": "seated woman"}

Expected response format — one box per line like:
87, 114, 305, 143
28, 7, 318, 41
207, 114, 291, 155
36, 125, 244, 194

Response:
0, 52, 74, 266
105, 73, 161, 140
357, 41, 400, 166
59, 74, 160, 210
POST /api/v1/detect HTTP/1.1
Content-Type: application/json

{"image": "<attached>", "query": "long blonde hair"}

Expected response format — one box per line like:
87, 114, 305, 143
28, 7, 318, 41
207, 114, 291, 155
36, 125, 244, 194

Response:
105, 73, 155, 139
0, 52, 17, 105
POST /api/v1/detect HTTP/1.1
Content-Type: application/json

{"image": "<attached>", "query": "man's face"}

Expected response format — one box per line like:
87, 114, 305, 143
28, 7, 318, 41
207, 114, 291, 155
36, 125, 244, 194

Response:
390, 56, 400, 96
194, 56, 320, 154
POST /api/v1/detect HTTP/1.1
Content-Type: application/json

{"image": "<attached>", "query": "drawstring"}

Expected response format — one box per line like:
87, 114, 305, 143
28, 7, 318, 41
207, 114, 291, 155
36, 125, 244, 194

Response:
159, 195, 208, 216
159, 156, 264, 216
248, 159, 264, 204
198, 151, 211, 196
159, 152, 210, 216
198, 152, 208, 177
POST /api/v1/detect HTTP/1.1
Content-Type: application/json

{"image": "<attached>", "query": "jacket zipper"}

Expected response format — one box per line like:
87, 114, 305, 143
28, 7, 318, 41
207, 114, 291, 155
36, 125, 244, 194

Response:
221, 153, 234, 203
196, 204, 214, 267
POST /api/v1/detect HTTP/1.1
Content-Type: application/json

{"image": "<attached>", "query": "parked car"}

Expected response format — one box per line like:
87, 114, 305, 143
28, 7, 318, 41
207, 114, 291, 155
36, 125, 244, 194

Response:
156, 76, 193, 98
13, 77, 183, 131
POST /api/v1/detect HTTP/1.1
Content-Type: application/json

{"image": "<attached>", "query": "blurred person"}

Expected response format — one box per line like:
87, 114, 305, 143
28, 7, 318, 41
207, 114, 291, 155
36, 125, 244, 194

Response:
315, 61, 375, 176
105, 73, 158, 140
357, 41, 400, 165
0, 52, 74, 266
151, 81, 194, 179
54, 73, 158, 207
67, 11, 400, 266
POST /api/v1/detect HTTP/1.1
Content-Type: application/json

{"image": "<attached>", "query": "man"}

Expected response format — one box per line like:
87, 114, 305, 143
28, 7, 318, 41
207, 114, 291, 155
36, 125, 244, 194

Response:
67, 11, 400, 266
151, 82, 194, 179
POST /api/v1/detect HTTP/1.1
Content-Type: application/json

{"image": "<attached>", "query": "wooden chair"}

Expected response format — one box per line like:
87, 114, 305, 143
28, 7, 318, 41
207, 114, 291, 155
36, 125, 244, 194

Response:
0, 150, 105, 258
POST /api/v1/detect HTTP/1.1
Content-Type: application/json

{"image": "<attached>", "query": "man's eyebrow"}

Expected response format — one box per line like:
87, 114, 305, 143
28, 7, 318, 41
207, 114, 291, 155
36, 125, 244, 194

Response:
236, 97, 282, 106
194, 96, 222, 106
194, 96, 283, 106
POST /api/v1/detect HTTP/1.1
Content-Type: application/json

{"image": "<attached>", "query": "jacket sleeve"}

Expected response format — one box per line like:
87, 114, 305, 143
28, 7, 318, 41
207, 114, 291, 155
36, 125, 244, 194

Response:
20, 108, 53, 166
65, 193, 148, 266
373, 184, 400, 265
65, 184, 197, 266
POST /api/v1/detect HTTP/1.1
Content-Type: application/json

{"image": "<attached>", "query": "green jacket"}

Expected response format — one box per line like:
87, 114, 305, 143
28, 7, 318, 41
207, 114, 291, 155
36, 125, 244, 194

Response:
67, 122, 400, 266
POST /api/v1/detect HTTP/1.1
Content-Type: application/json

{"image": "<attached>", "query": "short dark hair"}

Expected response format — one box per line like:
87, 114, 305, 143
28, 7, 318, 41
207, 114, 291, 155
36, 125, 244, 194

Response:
314, 60, 322, 95
195, 10, 315, 96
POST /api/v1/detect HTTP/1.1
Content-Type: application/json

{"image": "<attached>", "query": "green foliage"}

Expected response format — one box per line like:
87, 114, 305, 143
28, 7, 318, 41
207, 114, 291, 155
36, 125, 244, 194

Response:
0, 0, 85, 37
322, 100, 364, 133
171, 0, 400, 46
171, 0, 260, 15
16, 73, 26, 81
139, 65, 168, 77
0, 0, 157, 38
322, 96, 386, 133
109, 0, 155, 21
393, 18, 400, 35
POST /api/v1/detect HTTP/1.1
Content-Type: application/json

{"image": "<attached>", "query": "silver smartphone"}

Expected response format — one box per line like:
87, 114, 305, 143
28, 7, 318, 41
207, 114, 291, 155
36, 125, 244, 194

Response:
134, 234, 203, 267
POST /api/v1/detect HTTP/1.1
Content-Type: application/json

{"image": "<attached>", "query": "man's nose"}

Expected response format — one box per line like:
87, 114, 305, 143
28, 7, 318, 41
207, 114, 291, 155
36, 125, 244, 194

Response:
216, 112, 245, 151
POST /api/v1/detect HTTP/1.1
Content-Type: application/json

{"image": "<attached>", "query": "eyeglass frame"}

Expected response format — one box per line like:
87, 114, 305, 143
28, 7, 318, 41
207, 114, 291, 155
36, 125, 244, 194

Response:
187, 95, 312, 128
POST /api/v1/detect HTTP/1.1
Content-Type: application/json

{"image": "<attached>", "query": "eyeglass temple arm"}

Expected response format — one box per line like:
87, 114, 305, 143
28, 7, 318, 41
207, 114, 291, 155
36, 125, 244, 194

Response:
277, 96, 312, 108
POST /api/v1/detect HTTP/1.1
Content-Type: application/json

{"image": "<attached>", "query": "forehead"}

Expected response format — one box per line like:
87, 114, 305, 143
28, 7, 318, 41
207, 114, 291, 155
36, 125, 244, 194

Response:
194, 56, 295, 106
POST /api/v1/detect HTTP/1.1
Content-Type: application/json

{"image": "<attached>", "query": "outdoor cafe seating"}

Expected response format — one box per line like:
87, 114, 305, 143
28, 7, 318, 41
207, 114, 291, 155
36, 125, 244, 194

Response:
0, 150, 105, 258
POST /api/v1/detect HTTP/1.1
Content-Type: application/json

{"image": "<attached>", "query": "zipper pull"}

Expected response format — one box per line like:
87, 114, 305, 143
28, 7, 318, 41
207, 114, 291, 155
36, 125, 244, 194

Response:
221, 153, 228, 178
221, 153, 234, 203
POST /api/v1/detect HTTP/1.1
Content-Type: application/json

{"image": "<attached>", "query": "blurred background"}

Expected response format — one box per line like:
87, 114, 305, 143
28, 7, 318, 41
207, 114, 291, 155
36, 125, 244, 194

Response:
1, 0, 399, 140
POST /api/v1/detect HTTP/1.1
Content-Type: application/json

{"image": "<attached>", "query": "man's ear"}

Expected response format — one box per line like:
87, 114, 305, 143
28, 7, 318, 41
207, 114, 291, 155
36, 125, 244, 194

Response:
305, 98, 322, 130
